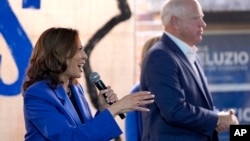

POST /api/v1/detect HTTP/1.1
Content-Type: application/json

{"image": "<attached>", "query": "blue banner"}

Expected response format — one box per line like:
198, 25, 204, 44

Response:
197, 33, 250, 141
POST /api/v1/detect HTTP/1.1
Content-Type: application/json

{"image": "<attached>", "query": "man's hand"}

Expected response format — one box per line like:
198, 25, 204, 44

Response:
216, 109, 239, 132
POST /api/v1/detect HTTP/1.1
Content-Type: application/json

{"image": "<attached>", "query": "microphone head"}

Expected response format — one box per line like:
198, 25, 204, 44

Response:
89, 72, 100, 83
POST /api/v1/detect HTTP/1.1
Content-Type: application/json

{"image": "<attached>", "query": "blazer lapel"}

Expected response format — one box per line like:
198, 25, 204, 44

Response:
162, 34, 201, 87
70, 85, 93, 122
162, 34, 213, 109
194, 60, 214, 109
55, 85, 82, 124
177, 54, 211, 103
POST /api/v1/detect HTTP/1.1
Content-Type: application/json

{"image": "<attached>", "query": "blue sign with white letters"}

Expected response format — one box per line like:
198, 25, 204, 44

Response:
197, 33, 250, 141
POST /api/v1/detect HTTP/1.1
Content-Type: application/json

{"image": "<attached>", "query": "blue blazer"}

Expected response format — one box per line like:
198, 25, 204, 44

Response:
125, 82, 142, 141
23, 80, 122, 141
140, 33, 219, 141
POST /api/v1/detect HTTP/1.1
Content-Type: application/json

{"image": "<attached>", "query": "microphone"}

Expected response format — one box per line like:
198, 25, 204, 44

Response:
89, 72, 126, 119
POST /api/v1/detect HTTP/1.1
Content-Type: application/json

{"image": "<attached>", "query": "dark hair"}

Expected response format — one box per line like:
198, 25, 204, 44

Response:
22, 27, 79, 92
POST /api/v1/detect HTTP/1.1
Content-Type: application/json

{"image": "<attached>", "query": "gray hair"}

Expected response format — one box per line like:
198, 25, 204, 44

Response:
161, 0, 187, 25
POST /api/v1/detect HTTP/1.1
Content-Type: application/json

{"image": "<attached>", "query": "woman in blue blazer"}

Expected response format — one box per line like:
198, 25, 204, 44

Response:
22, 27, 155, 141
125, 36, 160, 141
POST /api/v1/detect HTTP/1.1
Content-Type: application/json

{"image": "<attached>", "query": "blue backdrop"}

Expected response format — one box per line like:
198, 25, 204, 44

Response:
197, 33, 250, 141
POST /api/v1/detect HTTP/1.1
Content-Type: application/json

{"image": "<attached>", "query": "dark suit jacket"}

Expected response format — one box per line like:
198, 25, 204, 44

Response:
23, 80, 122, 141
140, 33, 219, 141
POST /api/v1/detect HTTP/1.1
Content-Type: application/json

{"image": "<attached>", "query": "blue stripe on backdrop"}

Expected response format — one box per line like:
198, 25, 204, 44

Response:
0, 0, 32, 96
22, 0, 41, 9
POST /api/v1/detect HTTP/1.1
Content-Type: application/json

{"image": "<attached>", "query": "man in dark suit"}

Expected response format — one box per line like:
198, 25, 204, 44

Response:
140, 0, 239, 141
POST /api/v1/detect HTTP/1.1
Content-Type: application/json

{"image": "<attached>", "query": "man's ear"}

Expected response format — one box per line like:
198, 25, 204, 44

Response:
170, 15, 179, 30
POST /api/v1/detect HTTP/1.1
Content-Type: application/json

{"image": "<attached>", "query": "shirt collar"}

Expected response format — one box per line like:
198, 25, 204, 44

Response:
164, 32, 198, 63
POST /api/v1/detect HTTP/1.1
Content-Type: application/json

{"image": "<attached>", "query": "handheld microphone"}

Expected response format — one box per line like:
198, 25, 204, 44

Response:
89, 72, 126, 119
